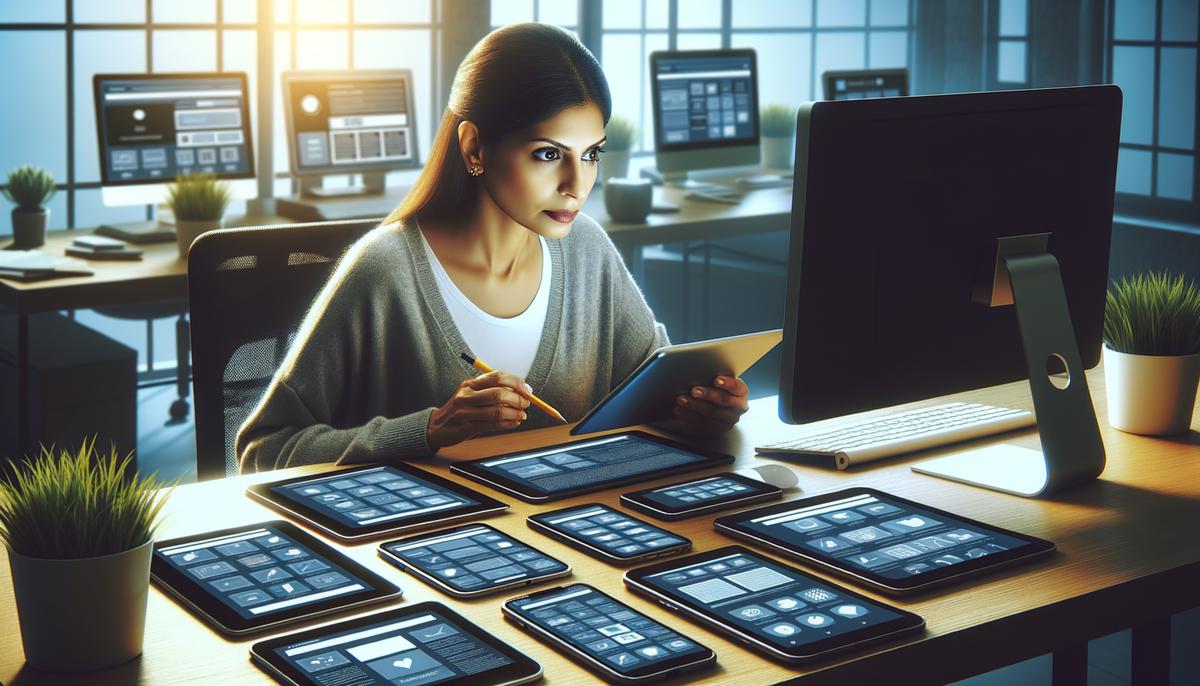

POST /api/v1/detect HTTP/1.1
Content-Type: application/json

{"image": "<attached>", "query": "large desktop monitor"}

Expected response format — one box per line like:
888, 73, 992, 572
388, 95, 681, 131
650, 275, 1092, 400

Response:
648, 49, 760, 186
781, 85, 1122, 496
93, 72, 256, 208
822, 68, 908, 100
282, 69, 419, 198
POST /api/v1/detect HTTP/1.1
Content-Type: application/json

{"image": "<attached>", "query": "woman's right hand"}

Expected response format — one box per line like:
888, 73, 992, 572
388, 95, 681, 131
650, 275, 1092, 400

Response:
426, 371, 532, 452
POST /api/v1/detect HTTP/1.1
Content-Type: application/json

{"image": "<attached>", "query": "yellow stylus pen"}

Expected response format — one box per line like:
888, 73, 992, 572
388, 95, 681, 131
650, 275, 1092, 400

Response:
460, 352, 567, 424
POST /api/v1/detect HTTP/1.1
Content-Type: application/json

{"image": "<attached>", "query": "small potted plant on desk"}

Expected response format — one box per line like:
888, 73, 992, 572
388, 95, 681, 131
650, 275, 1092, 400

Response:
1103, 271, 1200, 435
0, 441, 173, 672
760, 104, 797, 170
600, 115, 637, 183
3, 165, 57, 248
167, 172, 231, 259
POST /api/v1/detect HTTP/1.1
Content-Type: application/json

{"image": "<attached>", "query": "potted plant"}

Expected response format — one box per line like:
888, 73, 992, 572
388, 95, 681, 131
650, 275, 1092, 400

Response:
1103, 271, 1200, 435
0, 441, 172, 672
600, 116, 637, 183
3, 165, 57, 248
760, 104, 797, 170
167, 173, 231, 258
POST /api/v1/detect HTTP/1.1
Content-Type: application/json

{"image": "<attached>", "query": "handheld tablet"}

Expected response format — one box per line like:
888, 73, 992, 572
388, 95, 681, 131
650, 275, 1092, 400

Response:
247, 464, 508, 541
620, 472, 783, 521
623, 545, 924, 664
713, 488, 1055, 595
503, 583, 716, 684
450, 431, 734, 503
571, 329, 782, 435
251, 602, 543, 686
379, 523, 570, 598
152, 520, 401, 636
527, 503, 691, 565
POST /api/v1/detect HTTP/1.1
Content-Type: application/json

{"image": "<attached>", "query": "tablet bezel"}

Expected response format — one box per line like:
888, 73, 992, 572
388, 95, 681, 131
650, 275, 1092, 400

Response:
246, 463, 509, 542
378, 523, 572, 598
449, 431, 734, 503
151, 519, 402, 636
713, 487, 1056, 595
250, 602, 543, 686
526, 502, 693, 565
619, 471, 783, 520
623, 545, 924, 663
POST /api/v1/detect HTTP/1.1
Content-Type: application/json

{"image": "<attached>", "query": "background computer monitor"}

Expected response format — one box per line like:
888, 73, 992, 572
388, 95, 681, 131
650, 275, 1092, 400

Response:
649, 49, 760, 184
93, 72, 256, 207
821, 68, 909, 100
781, 85, 1121, 494
282, 69, 419, 197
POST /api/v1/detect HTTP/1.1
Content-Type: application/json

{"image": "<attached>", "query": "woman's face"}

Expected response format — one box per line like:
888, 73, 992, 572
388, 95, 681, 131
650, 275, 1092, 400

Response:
482, 102, 607, 239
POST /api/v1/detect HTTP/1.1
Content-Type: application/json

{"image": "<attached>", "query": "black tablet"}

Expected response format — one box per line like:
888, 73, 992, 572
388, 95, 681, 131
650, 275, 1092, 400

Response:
247, 464, 509, 541
624, 545, 924, 664
450, 431, 734, 503
714, 488, 1056, 595
152, 520, 401, 636
527, 503, 692, 565
251, 602, 543, 686
620, 472, 783, 520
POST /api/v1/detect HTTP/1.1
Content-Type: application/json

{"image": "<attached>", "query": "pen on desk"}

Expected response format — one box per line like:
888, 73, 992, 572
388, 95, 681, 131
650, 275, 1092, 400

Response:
459, 352, 567, 424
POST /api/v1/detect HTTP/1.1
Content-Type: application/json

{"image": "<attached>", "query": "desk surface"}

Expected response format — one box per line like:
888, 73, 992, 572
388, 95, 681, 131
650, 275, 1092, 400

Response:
2, 372, 1198, 686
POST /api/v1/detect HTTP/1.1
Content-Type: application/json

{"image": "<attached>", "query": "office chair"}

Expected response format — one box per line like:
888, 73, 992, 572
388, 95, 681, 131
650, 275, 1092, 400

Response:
188, 219, 379, 480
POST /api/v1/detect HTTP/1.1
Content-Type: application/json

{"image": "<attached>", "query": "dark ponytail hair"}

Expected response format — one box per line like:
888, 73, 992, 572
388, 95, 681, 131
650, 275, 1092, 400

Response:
385, 23, 611, 226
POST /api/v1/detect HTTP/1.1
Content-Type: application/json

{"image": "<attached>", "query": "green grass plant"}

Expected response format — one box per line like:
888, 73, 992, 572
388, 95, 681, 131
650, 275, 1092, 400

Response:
167, 173, 232, 222
605, 116, 637, 151
761, 104, 797, 138
0, 440, 173, 559
3, 165, 57, 211
1104, 271, 1200, 356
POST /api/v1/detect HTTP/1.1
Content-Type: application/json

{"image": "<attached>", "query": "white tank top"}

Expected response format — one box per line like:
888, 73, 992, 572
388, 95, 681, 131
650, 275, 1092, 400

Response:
419, 230, 551, 379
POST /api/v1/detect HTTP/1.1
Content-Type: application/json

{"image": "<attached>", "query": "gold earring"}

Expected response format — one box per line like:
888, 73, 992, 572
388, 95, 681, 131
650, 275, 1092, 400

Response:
468, 164, 483, 176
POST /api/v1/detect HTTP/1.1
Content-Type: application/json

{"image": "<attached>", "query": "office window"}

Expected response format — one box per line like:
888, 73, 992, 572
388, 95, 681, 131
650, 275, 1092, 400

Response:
490, 0, 580, 29
1109, 0, 1199, 222
596, 0, 913, 152
989, 0, 1028, 86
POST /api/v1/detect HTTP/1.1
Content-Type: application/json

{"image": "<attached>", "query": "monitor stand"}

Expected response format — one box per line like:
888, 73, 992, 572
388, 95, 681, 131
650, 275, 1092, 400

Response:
277, 173, 408, 223
298, 172, 386, 198
911, 234, 1106, 497
639, 167, 723, 192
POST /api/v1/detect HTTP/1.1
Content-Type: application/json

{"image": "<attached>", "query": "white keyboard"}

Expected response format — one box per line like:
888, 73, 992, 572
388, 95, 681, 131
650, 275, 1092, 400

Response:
756, 402, 1036, 470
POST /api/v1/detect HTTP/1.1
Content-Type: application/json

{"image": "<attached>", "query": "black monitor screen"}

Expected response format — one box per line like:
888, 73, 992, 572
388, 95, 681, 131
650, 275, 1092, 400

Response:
652, 51, 758, 151
94, 73, 254, 184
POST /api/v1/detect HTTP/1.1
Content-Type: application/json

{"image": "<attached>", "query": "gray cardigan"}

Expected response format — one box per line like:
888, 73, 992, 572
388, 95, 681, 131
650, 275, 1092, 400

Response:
236, 214, 669, 472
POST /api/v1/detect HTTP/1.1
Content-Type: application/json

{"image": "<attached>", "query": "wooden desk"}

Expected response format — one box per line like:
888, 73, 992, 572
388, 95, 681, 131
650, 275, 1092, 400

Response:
0, 218, 288, 457
582, 183, 791, 282
2, 366, 1196, 685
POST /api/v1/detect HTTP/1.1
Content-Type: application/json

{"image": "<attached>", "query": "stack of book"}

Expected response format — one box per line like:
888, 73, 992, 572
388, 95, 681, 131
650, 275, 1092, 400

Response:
0, 250, 95, 281
65, 234, 144, 260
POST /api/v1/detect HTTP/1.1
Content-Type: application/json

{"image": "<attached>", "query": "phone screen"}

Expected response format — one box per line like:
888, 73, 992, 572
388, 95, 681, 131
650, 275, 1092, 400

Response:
506, 584, 711, 678
532, 504, 689, 560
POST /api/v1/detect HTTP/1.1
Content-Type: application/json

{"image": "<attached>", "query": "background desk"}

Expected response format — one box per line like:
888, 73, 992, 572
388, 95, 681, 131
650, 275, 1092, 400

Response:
1, 367, 1197, 685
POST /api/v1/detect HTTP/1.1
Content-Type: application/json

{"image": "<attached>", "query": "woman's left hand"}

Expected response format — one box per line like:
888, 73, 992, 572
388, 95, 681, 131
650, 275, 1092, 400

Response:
673, 375, 750, 435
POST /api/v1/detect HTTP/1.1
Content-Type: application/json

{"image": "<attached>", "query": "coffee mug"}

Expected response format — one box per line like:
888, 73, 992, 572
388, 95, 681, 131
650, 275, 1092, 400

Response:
604, 178, 653, 223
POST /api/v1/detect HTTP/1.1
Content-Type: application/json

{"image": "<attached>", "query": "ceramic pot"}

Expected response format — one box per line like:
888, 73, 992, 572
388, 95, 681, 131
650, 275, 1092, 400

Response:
1104, 346, 1200, 435
175, 218, 221, 258
601, 149, 631, 182
761, 135, 794, 170
9, 539, 153, 672
604, 178, 652, 223
11, 208, 47, 248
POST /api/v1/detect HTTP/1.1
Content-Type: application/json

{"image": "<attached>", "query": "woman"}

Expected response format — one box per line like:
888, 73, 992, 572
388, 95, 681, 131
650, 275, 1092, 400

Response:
237, 23, 750, 472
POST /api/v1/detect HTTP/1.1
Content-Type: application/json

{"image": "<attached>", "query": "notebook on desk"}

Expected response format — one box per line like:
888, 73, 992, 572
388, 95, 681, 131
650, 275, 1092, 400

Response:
0, 250, 95, 281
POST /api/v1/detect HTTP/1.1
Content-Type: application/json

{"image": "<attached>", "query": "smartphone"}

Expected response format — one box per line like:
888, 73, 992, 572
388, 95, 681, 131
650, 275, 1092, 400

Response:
620, 472, 783, 520
624, 546, 925, 664
527, 503, 691, 565
378, 523, 570, 598
503, 583, 716, 684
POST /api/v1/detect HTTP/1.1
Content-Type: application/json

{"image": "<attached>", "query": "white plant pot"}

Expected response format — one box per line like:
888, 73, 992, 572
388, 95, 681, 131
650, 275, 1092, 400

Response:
1104, 346, 1200, 436
600, 149, 631, 182
9, 539, 153, 672
175, 218, 222, 259
761, 135, 794, 170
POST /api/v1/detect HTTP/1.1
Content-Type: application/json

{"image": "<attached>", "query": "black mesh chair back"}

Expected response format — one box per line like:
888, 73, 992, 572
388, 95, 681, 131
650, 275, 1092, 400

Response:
188, 219, 379, 480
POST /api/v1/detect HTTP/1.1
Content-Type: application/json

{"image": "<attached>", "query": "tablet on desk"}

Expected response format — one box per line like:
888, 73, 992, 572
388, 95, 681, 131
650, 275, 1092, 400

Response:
250, 602, 543, 686
152, 520, 401, 636
247, 464, 509, 542
571, 329, 781, 435
714, 488, 1055, 595
450, 431, 733, 503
